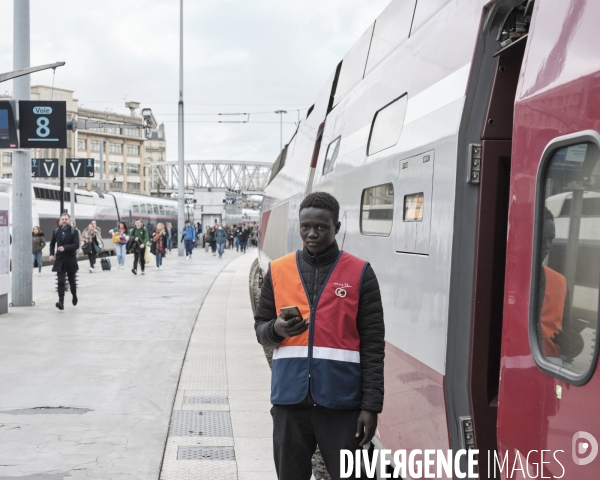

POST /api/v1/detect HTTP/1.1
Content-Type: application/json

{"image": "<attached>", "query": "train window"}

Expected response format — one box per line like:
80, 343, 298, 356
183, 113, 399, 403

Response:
133, 203, 139, 214
367, 94, 408, 156
153, 205, 159, 214
404, 193, 424, 222
322, 136, 341, 175
533, 138, 600, 384
159, 205, 164, 215
360, 183, 394, 236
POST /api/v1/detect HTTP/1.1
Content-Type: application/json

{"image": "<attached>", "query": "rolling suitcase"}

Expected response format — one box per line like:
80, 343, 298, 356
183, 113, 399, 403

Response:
101, 256, 111, 271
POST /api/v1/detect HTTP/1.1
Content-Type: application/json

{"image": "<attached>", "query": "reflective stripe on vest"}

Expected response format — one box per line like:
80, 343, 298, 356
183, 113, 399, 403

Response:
270, 250, 367, 408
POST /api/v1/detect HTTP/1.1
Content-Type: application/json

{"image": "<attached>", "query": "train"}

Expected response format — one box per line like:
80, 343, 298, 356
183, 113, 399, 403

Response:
258, 0, 600, 478
0, 179, 191, 259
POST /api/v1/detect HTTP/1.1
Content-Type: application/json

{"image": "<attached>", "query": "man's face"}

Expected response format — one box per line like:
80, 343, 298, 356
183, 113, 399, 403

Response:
92, 221, 96, 227
60, 215, 70, 227
299, 207, 340, 255
135, 221, 141, 228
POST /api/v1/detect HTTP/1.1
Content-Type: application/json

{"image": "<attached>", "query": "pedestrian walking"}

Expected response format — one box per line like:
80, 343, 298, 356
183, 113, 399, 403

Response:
49, 213, 80, 310
214, 224, 227, 259
209, 225, 217, 256
234, 224, 241, 251
151, 222, 167, 269
239, 225, 249, 254
165, 222, 175, 252
254, 192, 385, 480
108, 222, 129, 269
195, 222, 202, 248
181, 220, 196, 259
81, 223, 103, 273
227, 225, 234, 250
32, 226, 46, 275
129, 219, 149, 275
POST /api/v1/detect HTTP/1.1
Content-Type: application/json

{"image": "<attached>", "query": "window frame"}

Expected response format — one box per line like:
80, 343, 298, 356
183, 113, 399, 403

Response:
367, 93, 408, 157
359, 182, 395, 237
530, 130, 600, 386
322, 136, 341, 175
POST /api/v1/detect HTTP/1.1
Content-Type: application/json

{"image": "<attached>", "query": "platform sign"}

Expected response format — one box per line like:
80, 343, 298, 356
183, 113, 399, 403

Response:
185, 198, 196, 205
0, 100, 19, 149
66, 158, 94, 178
31, 158, 59, 178
19, 101, 67, 148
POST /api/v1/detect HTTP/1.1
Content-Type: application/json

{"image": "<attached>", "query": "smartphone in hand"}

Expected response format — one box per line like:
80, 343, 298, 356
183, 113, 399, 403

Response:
280, 306, 302, 320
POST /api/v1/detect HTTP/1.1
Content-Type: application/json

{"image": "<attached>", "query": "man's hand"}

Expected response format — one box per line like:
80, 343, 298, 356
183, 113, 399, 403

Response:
273, 313, 309, 338
355, 411, 377, 447
49, 255, 55, 262
140, 243, 145, 249
135, 237, 139, 241
57, 246, 64, 252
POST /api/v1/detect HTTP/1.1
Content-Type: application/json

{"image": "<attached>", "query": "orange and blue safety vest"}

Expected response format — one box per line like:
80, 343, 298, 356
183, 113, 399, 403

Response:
270, 250, 368, 409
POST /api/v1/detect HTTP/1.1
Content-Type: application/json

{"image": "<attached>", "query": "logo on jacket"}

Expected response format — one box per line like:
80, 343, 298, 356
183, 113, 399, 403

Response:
334, 283, 351, 298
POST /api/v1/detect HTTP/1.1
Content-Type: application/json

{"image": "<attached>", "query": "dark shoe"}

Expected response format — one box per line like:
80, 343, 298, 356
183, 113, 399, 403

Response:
132, 269, 137, 275
72, 294, 78, 306
56, 301, 64, 310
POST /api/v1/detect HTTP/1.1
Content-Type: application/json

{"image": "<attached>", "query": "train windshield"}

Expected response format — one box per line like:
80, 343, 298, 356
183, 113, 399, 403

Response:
536, 141, 600, 377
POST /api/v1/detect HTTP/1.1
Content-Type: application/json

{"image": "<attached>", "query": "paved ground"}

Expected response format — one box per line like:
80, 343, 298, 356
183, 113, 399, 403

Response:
0, 247, 262, 479
159, 252, 277, 480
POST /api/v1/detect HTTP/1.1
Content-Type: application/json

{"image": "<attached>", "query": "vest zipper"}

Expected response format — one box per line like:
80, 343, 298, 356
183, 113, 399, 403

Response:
307, 259, 319, 405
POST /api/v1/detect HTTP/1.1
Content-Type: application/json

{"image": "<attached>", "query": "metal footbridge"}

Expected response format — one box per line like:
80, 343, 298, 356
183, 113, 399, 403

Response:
149, 160, 273, 195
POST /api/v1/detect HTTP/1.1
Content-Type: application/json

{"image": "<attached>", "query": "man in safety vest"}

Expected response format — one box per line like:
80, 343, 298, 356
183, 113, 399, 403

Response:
255, 192, 385, 480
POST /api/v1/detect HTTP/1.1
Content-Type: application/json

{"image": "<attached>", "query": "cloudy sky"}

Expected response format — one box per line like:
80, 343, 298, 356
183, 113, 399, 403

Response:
0, 0, 390, 163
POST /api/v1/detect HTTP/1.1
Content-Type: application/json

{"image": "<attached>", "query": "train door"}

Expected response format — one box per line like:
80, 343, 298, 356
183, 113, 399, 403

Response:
497, 1, 600, 478
468, 30, 528, 479
445, 3, 531, 477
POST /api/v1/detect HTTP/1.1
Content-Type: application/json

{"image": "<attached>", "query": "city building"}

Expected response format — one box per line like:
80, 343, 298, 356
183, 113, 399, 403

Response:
0, 85, 164, 196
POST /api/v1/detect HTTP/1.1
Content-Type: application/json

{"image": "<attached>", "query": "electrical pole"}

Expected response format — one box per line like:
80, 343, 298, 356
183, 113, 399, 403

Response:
177, 0, 185, 256
12, 0, 33, 306
275, 110, 287, 152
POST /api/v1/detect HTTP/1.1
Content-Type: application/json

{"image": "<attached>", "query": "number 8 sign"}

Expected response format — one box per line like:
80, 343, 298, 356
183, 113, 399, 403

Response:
19, 101, 67, 148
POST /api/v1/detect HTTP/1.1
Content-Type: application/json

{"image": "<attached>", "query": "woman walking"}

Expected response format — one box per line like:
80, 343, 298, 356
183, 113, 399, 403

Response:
81, 223, 103, 273
151, 222, 167, 270
215, 224, 227, 259
32, 226, 46, 275
109, 222, 129, 269
210, 225, 218, 256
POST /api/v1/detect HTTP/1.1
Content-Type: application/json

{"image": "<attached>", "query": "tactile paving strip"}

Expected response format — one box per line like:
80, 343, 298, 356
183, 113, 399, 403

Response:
177, 446, 235, 461
169, 411, 233, 437
185, 395, 229, 405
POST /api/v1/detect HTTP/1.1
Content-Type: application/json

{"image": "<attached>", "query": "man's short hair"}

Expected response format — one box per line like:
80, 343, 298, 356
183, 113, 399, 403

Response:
185, 220, 190, 224
60, 213, 70, 218
299, 192, 340, 223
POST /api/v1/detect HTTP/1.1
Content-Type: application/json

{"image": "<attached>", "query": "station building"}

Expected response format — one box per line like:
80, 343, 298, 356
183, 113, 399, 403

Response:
0, 85, 165, 196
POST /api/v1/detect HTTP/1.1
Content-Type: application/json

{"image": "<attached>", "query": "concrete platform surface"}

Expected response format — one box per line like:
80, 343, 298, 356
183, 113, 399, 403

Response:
0, 248, 255, 479
159, 252, 277, 480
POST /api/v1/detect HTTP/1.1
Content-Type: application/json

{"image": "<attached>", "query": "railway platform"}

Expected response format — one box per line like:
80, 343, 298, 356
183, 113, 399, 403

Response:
0, 249, 277, 480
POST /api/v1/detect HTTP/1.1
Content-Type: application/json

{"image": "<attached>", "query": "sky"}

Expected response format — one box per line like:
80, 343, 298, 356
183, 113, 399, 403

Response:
0, 0, 391, 164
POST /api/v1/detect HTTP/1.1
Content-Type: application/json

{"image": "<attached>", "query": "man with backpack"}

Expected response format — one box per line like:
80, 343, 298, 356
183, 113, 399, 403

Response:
49, 213, 80, 310
181, 220, 196, 259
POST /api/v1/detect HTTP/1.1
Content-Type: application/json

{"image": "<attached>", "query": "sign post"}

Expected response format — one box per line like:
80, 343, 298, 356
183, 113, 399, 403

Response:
64, 158, 95, 218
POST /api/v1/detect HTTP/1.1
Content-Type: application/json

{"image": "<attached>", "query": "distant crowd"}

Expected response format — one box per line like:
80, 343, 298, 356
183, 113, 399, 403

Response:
33, 218, 260, 275
33, 214, 260, 310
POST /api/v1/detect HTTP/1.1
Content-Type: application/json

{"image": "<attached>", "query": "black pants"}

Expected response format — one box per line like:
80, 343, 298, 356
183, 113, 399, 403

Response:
133, 249, 145, 271
271, 403, 362, 480
88, 251, 97, 268
57, 268, 77, 301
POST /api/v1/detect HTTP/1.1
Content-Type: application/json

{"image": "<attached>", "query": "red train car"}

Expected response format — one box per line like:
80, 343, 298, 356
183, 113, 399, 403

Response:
497, 1, 600, 479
